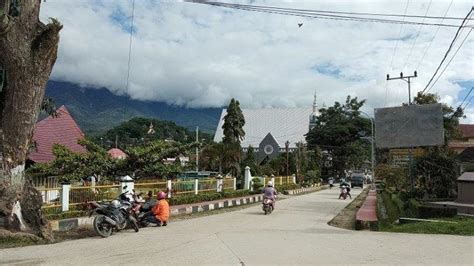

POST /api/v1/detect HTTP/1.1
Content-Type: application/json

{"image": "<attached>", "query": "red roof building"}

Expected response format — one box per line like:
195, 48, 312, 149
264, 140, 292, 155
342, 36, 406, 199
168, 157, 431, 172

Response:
28, 106, 86, 163
107, 148, 127, 160
449, 124, 474, 154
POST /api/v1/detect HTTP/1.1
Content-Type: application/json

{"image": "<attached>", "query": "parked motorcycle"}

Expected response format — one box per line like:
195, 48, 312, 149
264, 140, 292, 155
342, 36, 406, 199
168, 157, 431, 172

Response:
262, 198, 274, 215
88, 191, 139, 238
131, 193, 156, 228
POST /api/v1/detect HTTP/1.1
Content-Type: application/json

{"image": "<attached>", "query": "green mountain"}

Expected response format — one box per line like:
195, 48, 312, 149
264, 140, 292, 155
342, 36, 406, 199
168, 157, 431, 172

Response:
45, 81, 222, 135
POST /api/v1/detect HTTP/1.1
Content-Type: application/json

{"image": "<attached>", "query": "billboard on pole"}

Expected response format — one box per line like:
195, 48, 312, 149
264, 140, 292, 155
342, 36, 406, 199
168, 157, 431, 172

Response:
374, 103, 444, 149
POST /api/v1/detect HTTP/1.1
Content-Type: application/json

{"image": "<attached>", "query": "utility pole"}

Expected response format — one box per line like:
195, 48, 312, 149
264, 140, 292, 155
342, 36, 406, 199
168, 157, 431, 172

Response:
386, 71, 418, 190
386, 71, 418, 105
195, 126, 199, 173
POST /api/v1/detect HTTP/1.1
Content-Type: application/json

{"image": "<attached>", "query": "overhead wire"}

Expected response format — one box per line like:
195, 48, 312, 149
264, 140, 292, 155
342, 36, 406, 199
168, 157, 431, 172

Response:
415, 0, 453, 71
402, 0, 432, 71
424, 26, 473, 94
190, 1, 473, 21
462, 95, 474, 111
385, 0, 410, 106
125, 0, 136, 93
421, 8, 473, 94
459, 87, 474, 109
185, 1, 474, 28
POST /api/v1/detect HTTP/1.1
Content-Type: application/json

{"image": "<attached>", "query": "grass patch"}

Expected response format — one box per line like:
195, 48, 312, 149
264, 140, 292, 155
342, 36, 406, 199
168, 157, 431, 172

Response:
0, 230, 47, 249
328, 188, 368, 230
380, 216, 474, 236
379, 191, 400, 224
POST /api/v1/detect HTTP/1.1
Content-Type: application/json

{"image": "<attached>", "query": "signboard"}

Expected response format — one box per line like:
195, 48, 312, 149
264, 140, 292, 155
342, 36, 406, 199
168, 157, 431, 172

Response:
389, 148, 425, 165
375, 103, 444, 149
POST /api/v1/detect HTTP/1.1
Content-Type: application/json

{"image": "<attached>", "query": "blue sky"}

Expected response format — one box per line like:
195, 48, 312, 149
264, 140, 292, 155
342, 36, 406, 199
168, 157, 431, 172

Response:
40, 0, 474, 121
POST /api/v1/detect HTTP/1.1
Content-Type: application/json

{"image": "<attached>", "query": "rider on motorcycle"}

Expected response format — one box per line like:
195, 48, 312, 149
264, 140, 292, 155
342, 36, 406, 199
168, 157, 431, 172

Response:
263, 181, 277, 209
146, 191, 170, 226
339, 181, 352, 199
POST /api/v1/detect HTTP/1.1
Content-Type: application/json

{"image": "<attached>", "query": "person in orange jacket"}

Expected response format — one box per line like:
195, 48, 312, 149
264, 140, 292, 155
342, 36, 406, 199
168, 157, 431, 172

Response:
146, 191, 170, 226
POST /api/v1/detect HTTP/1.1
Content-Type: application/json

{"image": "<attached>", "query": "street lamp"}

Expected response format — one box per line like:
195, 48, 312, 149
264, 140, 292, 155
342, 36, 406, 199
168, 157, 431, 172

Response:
359, 110, 375, 187
285, 140, 290, 178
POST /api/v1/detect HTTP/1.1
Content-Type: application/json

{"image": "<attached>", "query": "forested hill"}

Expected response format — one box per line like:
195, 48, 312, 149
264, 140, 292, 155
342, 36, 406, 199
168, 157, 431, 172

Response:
45, 81, 222, 135
92, 117, 213, 149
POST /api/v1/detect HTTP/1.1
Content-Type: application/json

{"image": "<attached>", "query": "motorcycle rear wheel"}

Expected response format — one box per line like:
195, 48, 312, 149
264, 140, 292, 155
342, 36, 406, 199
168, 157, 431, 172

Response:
93, 215, 113, 238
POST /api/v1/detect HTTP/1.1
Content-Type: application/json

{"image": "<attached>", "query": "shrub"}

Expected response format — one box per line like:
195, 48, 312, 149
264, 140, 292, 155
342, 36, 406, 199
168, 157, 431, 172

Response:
405, 198, 421, 217
418, 205, 457, 219
381, 191, 400, 223
275, 183, 300, 192
251, 177, 263, 192
169, 190, 252, 205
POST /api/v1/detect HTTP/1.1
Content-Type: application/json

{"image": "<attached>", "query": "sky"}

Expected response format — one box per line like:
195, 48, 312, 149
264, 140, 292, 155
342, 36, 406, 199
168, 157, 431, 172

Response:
40, 0, 474, 121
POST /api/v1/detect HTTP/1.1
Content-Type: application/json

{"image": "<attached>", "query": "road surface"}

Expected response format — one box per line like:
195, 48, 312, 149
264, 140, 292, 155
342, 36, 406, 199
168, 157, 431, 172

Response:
2, 188, 473, 265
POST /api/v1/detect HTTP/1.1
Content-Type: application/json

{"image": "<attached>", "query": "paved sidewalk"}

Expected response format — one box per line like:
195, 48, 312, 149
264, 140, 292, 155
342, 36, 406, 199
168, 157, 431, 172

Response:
1, 188, 473, 265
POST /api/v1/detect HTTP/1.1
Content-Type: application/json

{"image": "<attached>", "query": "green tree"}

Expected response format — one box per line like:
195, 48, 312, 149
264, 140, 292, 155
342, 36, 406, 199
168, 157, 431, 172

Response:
413, 92, 463, 142
414, 148, 458, 198
222, 99, 245, 144
199, 142, 225, 173
27, 139, 113, 182
411, 92, 463, 198
221, 99, 245, 178
123, 140, 189, 178
306, 96, 371, 176
242, 145, 260, 175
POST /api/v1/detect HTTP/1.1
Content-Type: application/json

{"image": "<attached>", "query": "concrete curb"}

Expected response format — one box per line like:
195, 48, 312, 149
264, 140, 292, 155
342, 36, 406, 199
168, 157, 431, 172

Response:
49, 194, 264, 231
170, 194, 263, 216
286, 185, 323, 195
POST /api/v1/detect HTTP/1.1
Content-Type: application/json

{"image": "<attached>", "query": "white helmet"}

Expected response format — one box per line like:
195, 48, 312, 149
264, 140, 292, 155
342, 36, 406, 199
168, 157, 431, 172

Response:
111, 200, 121, 208
267, 181, 273, 187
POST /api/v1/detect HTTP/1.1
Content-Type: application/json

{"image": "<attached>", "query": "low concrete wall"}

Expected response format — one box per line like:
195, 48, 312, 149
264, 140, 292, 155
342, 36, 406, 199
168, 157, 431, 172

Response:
285, 184, 323, 195
49, 194, 264, 231
170, 194, 263, 216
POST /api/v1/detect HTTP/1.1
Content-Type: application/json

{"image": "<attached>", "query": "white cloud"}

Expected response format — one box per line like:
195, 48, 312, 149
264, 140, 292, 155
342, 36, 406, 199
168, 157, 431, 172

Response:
40, 0, 474, 118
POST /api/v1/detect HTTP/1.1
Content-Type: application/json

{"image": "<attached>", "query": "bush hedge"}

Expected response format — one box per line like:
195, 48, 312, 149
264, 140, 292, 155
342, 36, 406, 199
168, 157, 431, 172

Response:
169, 190, 254, 206
275, 183, 300, 192
418, 205, 457, 219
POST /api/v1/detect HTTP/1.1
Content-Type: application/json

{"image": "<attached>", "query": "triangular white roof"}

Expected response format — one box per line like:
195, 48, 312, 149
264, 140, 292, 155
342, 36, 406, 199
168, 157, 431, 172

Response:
213, 107, 312, 148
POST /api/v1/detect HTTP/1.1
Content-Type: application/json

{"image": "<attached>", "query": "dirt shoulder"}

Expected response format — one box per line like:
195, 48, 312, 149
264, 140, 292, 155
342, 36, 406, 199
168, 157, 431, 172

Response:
328, 188, 368, 230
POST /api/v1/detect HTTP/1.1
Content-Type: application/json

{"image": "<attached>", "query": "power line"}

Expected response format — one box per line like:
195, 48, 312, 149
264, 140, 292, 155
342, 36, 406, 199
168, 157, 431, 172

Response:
462, 95, 474, 111
416, 0, 454, 71
385, 0, 410, 106
125, 0, 136, 93
421, 8, 473, 94
191, 1, 473, 21
402, 0, 432, 71
424, 27, 473, 94
224, 5, 472, 29
186, 1, 474, 28
459, 87, 473, 109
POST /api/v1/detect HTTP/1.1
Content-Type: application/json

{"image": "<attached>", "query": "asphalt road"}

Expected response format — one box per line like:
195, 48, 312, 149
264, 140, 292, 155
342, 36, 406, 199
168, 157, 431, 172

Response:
2, 188, 473, 265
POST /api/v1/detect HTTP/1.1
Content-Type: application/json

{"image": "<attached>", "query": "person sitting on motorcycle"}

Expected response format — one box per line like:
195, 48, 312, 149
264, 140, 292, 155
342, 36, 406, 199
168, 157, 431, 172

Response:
141, 190, 157, 212
146, 191, 170, 226
263, 181, 277, 209
339, 181, 352, 199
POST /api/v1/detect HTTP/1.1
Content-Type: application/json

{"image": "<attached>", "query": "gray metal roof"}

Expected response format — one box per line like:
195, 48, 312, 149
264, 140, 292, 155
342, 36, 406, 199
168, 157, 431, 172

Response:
458, 172, 474, 182
213, 107, 312, 148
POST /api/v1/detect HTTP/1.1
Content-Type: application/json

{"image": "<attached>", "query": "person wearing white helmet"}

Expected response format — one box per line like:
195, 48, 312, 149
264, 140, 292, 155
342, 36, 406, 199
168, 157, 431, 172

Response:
263, 181, 277, 209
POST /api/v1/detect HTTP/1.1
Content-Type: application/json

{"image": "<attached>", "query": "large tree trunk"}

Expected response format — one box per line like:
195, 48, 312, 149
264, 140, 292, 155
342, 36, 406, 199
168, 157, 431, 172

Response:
0, 0, 62, 239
